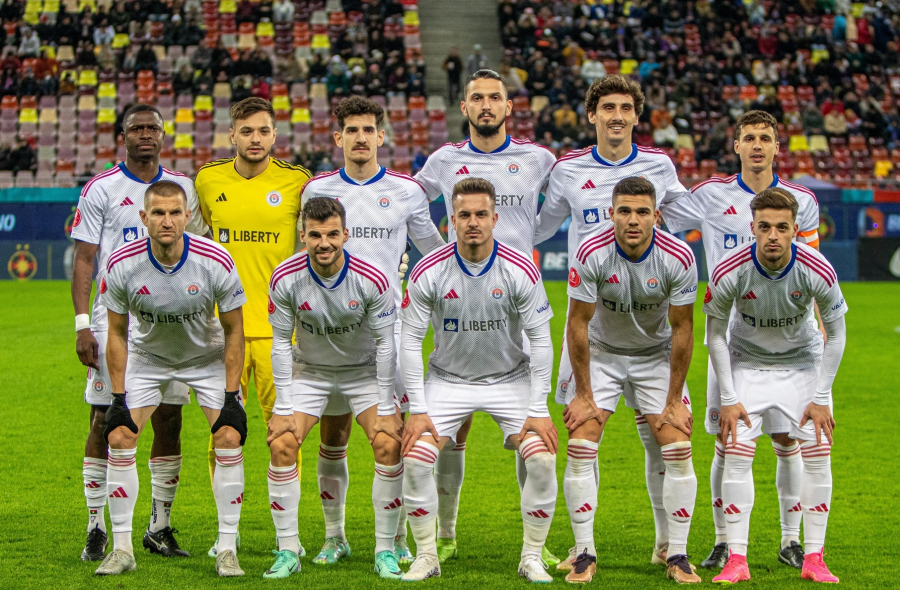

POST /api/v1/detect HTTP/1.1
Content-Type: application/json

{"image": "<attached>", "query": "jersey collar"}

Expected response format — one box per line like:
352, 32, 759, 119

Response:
338, 166, 386, 185
592, 143, 638, 166
736, 173, 779, 194
119, 162, 164, 184
467, 134, 511, 154
308, 250, 350, 289
147, 233, 190, 274
614, 228, 655, 263
454, 239, 498, 277
751, 242, 796, 280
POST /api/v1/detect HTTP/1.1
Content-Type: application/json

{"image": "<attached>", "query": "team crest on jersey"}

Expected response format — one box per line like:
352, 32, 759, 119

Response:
99, 278, 107, 294
123, 227, 139, 242
401, 289, 411, 308
268, 296, 275, 314
348, 299, 360, 310
266, 191, 283, 207
709, 409, 719, 423
186, 283, 201, 297
724, 234, 738, 249
444, 318, 458, 332
559, 381, 568, 394
704, 286, 712, 303
93, 380, 105, 393
491, 287, 504, 299
507, 162, 520, 175
582, 208, 600, 224
791, 290, 803, 300
73, 208, 82, 227
378, 196, 392, 209
646, 277, 659, 289
568, 267, 580, 287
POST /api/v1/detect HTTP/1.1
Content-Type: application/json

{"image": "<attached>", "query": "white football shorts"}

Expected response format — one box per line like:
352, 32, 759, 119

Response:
425, 381, 529, 450
125, 356, 224, 409
705, 356, 791, 435
291, 364, 381, 419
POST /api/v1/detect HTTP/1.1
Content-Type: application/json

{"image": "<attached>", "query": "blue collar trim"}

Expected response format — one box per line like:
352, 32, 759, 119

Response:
454, 239, 498, 277
592, 143, 638, 166
308, 251, 350, 289
147, 233, 190, 274
119, 162, 163, 184
615, 229, 655, 263
752, 242, 796, 280
468, 134, 511, 154
737, 173, 779, 194
339, 166, 386, 185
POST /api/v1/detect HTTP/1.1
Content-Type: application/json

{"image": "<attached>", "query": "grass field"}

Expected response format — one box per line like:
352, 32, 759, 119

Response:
1, 280, 898, 589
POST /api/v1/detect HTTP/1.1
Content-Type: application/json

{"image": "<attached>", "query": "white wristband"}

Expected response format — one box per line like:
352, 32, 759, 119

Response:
75, 314, 91, 332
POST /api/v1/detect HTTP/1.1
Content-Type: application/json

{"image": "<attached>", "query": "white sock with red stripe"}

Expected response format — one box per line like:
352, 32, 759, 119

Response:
403, 441, 439, 557
83, 457, 108, 533
213, 448, 244, 554
268, 463, 300, 554
661, 442, 696, 557
710, 440, 727, 544
773, 440, 802, 547
374, 463, 404, 554
317, 444, 348, 541
723, 441, 756, 556
636, 416, 668, 549
107, 448, 138, 553
435, 440, 465, 539
148, 455, 181, 533
520, 437, 557, 557
800, 441, 832, 554
564, 438, 599, 557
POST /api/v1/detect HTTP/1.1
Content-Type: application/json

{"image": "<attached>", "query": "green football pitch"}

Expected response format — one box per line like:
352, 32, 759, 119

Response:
1, 281, 897, 589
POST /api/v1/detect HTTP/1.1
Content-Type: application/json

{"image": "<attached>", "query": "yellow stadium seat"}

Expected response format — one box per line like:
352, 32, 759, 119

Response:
38, 109, 57, 124
309, 83, 328, 99
403, 11, 420, 26
850, 2, 865, 18
291, 108, 310, 124
875, 160, 893, 178
256, 22, 275, 37
40, 45, 55, 59
97, 82, 117, 98
811, 49, 830, 65
112, 33, 130, 49
238, 34, 256, 49
219, 0, 237, 13
164, 121, 175, 135
212, 133, 232, 149
788, 135, 810, 153
674, 134, 695, 150
311, 35, 331, 50
77, 95, 96, 111
620, 59, 638, 75
272, 96, 290, 112
174, 108, 195, 124
19, 109, 38, 124
194, 95, 213, 112
213, 83, 231, 99
97, 108, 116, 124
57, 46, 75, 61
77, 69, 98, 87
174, 134, 194, 150
43, 0, 61, 12
808, 134, 829, 153
78, 0, 96, 11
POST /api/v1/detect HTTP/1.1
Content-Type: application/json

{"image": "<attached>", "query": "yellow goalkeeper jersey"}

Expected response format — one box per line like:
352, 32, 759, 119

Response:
196, 157, 311, 337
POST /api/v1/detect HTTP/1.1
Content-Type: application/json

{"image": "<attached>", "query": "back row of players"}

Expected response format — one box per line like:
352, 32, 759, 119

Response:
70, 73, 845, 584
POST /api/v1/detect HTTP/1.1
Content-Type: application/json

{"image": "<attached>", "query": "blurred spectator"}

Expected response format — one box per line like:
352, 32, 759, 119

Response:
466, 44, 488, 77
191, 43, 213, 72
272, 0, 295, 23
802, 104, 825, 135
443, 47, 463, 102
76, 42, 98, 68
0, 143, 10, 171
413, 146, 430, 173
94, 18, 115, 46
173, 64, 195, 95
97, 44, 117, 71
365, 63, 385, 95
824, 108, 848, 137
499, 62, 524, 94
18, 27, 40, 58
554, 101, 577, 130
277, 55, 306, 84
251, 76, 270, 101
232, 78, 252, 103
9, 136, 36, 174
135, 42, 158, 74
18, 68, 39, 97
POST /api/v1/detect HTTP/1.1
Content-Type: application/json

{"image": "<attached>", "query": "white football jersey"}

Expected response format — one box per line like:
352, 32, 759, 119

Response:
414, 135, 556, 253
70, 163, 209, 331
401, 240, 553, 385
663, 173, 821, 275
568, 228, 698, 355
100, 234, 246, 369
534, 144, 690, 255
301, 166, 444, 305
704, 242, 847, 369
268, 251, 396, 367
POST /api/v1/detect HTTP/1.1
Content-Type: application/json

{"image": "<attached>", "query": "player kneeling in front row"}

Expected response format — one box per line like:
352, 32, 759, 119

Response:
563, 177, 701, 584
95, 181, 248, 577
400, 178, 558, 582
706, 188, 847, 585
263, 197, 406, 580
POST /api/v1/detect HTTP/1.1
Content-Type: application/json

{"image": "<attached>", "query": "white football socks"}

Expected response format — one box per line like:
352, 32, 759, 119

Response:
268, 463, 300, 555
710, 440, 727, 544
800, 441, 833, 554
516, 450, 527, 491
723, 441, 756, 556
403, 441, 439, 557
213, 448, 244, 554
772, 440, 802, 547
107, 448, 137, 553
317, 444, 348, 541
564, 438, 599, 557
374, 462, 404, 554
148, 455, 181, 533
661, 442, 696, 557
636, 416, 668, 549
395, 505, 409, 544
519, 438, 556, 557
435, 441, 465, 539
83, 457, 108, 533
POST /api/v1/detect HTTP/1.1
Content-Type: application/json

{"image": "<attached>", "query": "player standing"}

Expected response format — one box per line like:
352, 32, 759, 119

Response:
263, 197, 405, 579
301, 95, 444, 565
662, 110, 821, 569
562, 178, 700, 584
534, 75, 691, 568
399, 178, 558, 583
95, 181, 248, 577
71, 104, 208, 561
705, 188, 846, 584
195, 97, 311, 556
413, 68, 557, 564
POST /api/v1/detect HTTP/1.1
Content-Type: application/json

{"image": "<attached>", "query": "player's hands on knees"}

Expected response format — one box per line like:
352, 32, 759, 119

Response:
563, 395, 601, 432
720, 402, 751, 447
800, 402, 835, 446
267, 413, 301, 445
660, 400, 693, 437
76, 329, 100, 370
372, 413, 404, 445
520, 416, 558, 454
401, 413, 439, 456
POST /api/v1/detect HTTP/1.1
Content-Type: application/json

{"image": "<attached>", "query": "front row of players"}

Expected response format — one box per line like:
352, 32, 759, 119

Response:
95, 175, 845, 584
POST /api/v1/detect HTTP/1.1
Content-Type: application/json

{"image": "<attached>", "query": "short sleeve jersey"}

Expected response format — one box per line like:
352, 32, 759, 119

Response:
268, 251, 396, 368
663, 173, 821, 275
70, 163, 208, 331
414, 136, 556, 253
301, 166, 442, 305
703, 242, 847, 369
401, 240, 553, 385
568, 228, 698, 356
535, 144, 690, 255
195, 157, 311, 338
99, 234, 246, 369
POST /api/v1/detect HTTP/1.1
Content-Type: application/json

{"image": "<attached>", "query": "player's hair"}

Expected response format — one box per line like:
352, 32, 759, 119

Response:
750, 187, 798, 220
451, 177, 496, 211
612, 177, 657, 207
333, 95, 384, 130
464, 69, 506, 98
230, 97, 275, 128
735, 110, 778, 139
122, 103, 163, 129
302, 197, 346, 229
584, 74, 645, 117
144, 180, 187, 207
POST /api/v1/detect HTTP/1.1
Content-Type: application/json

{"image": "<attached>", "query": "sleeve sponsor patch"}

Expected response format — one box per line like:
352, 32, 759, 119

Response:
568, 267, 580, 287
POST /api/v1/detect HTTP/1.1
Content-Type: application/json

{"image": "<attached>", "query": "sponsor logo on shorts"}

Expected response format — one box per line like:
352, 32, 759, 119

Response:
491, 287, 504, 299
646, 277, 659, 289
378, 196, 391, 209
791, 290, 803, 300
186, 283, 201, 297
444, 318, 458, 332
507, 162, 520, 175
568, 267, 580, 287
266, 191, 283, 207
348, 299, 359, 310
559, 381, 568, 394
93, 380, 105, 393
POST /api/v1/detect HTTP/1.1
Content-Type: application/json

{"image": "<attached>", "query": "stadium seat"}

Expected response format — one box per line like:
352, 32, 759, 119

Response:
788, 135, 810, 153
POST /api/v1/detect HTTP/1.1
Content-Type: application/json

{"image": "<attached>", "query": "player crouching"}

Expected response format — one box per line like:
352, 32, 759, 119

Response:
263, 197, 405, 580
96, 181, 248, 577
399, 178, 558, 582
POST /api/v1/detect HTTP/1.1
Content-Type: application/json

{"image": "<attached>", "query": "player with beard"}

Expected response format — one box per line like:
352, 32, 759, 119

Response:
413, 68, 558, 565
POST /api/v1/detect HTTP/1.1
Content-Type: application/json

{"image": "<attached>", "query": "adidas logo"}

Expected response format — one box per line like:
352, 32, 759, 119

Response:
399, 394, 409, 404
270, 501, 285, 511
320, 491, 335, 500
164, 476, 179, 485
682, 395, 690, 405
742, 291, 757, 300
724, 206, 737, 215
788, 502, 802, 513
85, 481, 101, 489
230, 493, 243, 505
605, 274, 620, 284
713, 498, 723, 508
575, 503, 593, 513
443, 289, 459, 299
672, 508, 691, 518
526, 509, 550, 518
384, 498, 403, 510
408, 508, 430, 517
109, 486, 128, 499
216, 193, 227, 202
298, 301, 312, 311
581, 179, 596, 190
119, 197, 134, 206
724, 503, 741, 515
810, 503, 829, 513
455, 166, 469, 175
137, 286, 150, 295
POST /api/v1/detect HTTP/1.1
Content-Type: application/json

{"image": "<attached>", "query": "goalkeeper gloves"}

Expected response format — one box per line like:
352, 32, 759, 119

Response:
398, 242, 412, 279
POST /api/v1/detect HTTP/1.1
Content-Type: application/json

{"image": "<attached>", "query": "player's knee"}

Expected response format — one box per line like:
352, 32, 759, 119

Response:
108, 426, 138, 449
372, 433, 401, 464
269, 433, 299, 463
212, 425, 241, 449
526, 451, 556, 480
